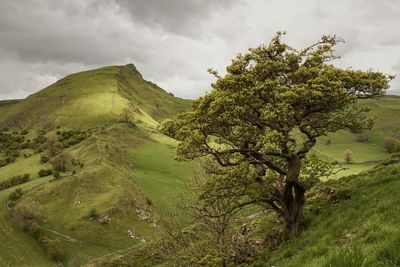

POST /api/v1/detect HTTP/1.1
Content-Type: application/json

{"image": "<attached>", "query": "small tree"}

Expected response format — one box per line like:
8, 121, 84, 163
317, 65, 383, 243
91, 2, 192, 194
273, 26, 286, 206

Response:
44, 136, 63, 157
52, 152, 71, 172
384, 137, 400, 153
176, 33, 392, 238
9, 188, 24, 201
344, 149, 354, 164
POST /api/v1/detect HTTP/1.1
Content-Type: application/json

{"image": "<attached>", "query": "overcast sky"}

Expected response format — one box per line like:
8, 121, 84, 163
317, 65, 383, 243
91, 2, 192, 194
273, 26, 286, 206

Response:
0, 0, 399, 100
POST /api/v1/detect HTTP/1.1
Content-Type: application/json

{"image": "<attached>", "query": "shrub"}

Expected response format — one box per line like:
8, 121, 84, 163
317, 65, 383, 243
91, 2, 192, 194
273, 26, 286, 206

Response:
384, 137, 400, 153
53, 172, 61, 179
0, 174, 30, 190
39, 237, 65, 261
52, 152, 71, 172
344, 149, 353, 164
45, 137, 64, 157
38, 169, 53, 177
10, 203, 37, 224
40, 155, 50, 163
9, 188, 24, 201
33, 135, 47, 145
356, 132, 369, 143
20, 142, 30, 149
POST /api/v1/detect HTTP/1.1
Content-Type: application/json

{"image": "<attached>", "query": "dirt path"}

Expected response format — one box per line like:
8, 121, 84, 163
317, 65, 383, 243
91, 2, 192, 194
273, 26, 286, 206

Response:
45, 228, 82, 244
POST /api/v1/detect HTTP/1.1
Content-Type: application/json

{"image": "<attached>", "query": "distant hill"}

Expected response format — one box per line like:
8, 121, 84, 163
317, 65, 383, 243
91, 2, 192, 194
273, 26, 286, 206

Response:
0, 64, 191, 129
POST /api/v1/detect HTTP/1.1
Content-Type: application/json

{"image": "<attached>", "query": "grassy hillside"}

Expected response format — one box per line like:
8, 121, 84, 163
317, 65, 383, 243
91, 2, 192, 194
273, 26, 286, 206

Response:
253, 158, 400, 267
0, 124, 197, 266
0, 64, 191, 129
0, 65, 195, 266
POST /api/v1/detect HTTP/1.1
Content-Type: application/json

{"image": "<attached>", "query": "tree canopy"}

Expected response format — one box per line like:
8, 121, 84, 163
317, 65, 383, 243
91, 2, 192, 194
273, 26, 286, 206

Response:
176, 32, 393, 238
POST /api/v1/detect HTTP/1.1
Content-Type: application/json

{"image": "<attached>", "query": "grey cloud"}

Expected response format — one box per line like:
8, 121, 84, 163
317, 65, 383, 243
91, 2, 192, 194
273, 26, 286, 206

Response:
114, 0, 242, 38
0, 0, 153, 65
0, 0, 399, 100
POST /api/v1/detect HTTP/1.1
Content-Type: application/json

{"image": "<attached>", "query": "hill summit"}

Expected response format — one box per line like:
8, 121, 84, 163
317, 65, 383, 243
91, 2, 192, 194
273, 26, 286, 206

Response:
0, 64, 191, 129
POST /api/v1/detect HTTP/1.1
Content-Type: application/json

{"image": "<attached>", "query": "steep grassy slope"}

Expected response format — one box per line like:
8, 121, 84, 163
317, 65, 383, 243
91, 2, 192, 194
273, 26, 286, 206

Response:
0, 177, 55, 267
0, 64, 191, 129
253, 160, 400, 267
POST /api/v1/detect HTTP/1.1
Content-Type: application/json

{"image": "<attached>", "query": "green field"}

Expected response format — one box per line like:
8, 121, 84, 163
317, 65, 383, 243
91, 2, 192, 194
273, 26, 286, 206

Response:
130, 135, 199, 219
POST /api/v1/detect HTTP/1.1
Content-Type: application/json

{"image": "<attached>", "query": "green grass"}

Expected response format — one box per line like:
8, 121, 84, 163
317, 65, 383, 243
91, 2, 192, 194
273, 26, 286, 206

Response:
314, 142, 388, 163
0, 177, 55, 266
0, 153, 51, 181
253, 163, 400, 267
130, 134, 198, 219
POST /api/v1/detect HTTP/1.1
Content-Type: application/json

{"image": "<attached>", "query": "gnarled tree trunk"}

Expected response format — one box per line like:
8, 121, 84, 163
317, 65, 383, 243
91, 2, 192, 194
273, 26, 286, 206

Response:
282, 154, 306, 239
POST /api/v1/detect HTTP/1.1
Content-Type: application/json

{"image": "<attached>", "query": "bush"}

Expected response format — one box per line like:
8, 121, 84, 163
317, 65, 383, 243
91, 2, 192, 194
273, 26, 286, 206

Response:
0, 174, 30, 190
9, 188, 23, 201
38, 169, 53, 177
45, 138, 64, 157
356, 133, 369, 143
40, 155, 50, 163
52, 152, 71, 172
10, 203, 37, 224
40, 237, 65, 261
344, 149, 353, 164
384, 137, 400, 153
53, 172, 61, 179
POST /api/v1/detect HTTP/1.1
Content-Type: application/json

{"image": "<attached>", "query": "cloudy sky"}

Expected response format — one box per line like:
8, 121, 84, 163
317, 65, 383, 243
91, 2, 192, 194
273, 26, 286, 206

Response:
0, 0, 399, 100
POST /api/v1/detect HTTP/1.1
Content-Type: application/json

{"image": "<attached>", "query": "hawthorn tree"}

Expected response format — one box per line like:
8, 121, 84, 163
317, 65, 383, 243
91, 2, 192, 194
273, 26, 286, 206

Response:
176, 33, 392, 238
